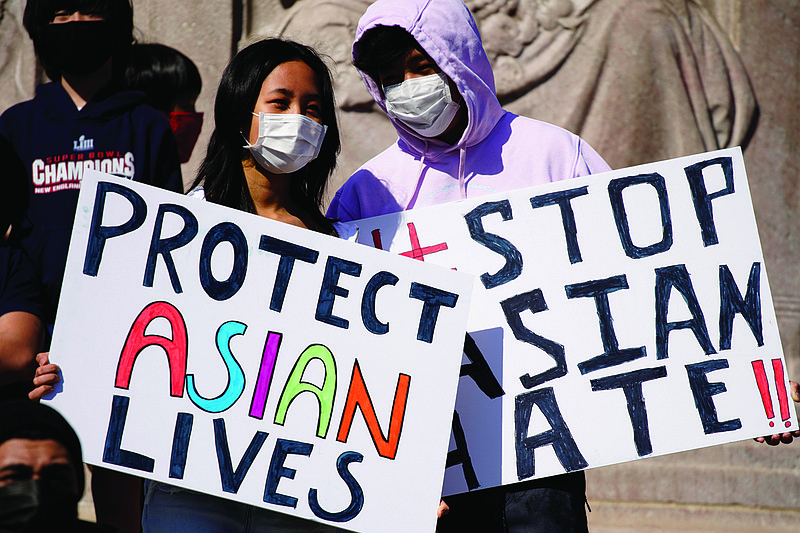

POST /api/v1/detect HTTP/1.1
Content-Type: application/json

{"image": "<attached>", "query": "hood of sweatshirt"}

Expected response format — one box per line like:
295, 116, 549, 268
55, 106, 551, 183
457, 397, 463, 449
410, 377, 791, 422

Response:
352, 0, 506, 159
32, 81, 147, 124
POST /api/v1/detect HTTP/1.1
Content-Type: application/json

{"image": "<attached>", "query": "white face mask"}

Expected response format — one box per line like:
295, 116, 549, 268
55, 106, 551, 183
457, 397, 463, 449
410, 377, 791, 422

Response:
244, 112, 327, 174
383, 72, 461, 138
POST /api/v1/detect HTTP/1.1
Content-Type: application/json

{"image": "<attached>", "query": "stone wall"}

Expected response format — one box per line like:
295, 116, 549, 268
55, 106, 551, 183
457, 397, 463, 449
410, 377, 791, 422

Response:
1, 0, 798, 530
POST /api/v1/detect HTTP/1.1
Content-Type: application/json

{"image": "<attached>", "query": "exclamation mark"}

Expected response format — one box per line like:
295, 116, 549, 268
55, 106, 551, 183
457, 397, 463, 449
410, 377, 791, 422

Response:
751, 359, 792, 428
752, 360, 775, 426
772, 359, 792, 428
372, 229, 383, 250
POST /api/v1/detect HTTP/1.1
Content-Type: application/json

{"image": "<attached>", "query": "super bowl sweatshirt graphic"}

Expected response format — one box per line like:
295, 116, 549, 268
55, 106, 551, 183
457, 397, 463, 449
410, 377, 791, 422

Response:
0, 81, 183, 321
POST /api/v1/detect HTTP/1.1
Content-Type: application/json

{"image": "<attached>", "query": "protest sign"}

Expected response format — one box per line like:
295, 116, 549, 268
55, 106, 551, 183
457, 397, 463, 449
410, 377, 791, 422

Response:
347, 148, 798, 496
46, 170, 473, 532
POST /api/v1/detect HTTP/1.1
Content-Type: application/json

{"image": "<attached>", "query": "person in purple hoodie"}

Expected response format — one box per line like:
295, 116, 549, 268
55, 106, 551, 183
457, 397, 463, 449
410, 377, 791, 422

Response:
326, 0, 610, 531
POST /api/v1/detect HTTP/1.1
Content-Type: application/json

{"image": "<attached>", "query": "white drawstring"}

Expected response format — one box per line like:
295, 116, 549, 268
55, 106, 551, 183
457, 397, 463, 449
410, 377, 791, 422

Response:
406, 141, 467, 209
406, 141, 429, 210
458, 146, 467, 199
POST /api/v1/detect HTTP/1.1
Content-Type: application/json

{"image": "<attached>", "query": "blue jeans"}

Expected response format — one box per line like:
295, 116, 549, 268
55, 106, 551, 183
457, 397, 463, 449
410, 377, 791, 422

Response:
142, 481, 346, 533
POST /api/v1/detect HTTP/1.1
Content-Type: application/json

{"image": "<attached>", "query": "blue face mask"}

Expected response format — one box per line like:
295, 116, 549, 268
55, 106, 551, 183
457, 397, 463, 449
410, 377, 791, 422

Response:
383, 72, 461, 138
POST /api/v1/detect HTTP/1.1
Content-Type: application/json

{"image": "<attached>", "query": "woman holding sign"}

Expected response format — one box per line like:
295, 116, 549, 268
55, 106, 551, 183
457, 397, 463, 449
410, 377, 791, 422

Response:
32, 38, 350, 532
147, 37, 352, 531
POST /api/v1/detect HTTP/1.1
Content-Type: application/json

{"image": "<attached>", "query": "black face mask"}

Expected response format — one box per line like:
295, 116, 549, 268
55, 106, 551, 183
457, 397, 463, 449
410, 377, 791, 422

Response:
0, 479, 78, 532
39, 20, 117, 76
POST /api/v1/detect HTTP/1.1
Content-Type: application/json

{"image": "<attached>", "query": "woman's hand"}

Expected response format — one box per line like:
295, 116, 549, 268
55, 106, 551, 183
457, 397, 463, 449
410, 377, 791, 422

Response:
437, 499, 449, 518
28, 352, 62, 401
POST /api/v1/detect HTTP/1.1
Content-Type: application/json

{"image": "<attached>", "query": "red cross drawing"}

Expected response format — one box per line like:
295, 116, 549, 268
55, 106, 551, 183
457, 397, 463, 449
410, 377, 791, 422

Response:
371, 223, 448, 262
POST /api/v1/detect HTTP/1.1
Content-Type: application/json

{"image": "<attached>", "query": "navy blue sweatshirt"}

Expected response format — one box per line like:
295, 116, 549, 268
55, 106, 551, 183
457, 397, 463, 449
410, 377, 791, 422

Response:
0, 81, 184, 323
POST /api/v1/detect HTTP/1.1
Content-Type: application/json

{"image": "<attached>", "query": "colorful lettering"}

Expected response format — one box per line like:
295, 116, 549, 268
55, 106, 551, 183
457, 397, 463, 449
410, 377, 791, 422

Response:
186, 321, 247, 413
250, 332, 283, 420
115, 301, 187, 397
337, 360, 410, 460
274, 344, 337, 438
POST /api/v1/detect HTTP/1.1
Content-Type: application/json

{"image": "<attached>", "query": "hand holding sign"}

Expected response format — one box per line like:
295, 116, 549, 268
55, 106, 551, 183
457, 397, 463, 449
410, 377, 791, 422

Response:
29, 351, 59, 400
755, 381, 800, 445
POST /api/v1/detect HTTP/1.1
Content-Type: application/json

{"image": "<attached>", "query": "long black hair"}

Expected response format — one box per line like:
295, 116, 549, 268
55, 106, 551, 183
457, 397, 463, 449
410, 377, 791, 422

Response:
193, 38, 341, 236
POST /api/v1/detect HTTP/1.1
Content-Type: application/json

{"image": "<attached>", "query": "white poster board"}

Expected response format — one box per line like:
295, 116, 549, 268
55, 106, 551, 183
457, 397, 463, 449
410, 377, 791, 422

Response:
46, 170, 473, 532
347, 148, 798, 496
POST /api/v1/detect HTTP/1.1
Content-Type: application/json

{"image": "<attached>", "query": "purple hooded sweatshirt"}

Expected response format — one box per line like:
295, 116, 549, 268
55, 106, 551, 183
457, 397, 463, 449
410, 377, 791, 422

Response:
327, 0, 610, 222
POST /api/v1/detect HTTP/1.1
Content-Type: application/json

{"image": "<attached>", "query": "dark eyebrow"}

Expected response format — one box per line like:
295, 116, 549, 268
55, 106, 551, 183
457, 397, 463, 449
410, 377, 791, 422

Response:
264, 88, 292, 98
40, 463, 75, 474
37, 462, 77, 485
408, 55, 432, 67
265, 88, 321, 100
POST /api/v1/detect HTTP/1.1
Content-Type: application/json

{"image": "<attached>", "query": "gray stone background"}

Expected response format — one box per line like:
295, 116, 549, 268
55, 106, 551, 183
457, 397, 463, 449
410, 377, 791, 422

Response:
1, 0, 798, 530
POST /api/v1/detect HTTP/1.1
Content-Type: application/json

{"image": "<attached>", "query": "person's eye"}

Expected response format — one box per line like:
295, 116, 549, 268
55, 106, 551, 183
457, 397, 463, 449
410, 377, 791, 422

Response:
41, 474, 74, 491
380, 74, 403, 88
305, 103, 322, 117
52, 10, 73, 22
416, 63, 438, 76
0, 469, 30, 484
39, 465, 76, 491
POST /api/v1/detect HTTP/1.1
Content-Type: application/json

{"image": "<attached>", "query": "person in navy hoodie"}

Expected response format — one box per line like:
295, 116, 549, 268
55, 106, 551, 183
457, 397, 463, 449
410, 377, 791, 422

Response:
0, 0, 184, 328
0, 1, 182, 531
